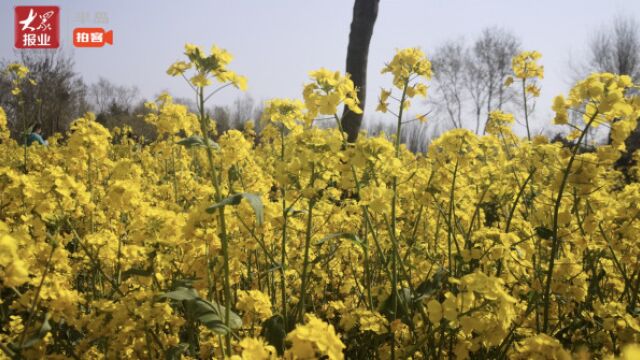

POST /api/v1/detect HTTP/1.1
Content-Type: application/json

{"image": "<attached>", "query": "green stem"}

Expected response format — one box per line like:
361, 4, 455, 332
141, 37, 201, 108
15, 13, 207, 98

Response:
21, 100, 28, 173
362, 208, 373, 310
279, 126, 289, 329
197, 87, 232, 354
542, 108, 598, 333
497, 169, 535, 276
390, 79, 409, 358
171, 144, 180, 204
448, 160, 459, 275
298, 189, 316, 322
522, 78, 531, 141
18, 240, 57, 350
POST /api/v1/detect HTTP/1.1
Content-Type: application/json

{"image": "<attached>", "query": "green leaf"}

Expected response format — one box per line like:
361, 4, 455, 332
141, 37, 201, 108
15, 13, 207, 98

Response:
185, 298, 218, 318
206, 194, 243, 211
206, 193, 264, 226
186, 298, 243, 330
198, 313, 231, 335
316, 232, 367, 249
197, 312, 221, 323
176, 135, 219, 149
20, 313, 52, 349
240, 193, 264, 225
159, 287, 199, 301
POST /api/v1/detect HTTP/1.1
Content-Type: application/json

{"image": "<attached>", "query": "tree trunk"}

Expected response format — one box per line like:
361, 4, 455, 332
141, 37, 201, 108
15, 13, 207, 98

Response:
341, 0, 379, 142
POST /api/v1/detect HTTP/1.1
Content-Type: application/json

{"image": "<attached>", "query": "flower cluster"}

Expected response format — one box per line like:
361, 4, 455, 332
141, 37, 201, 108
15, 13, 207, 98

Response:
302, 68, 362, 118
3, 63, 34, 96
285, 315, 345, 360
144, 93, 200, 136
378, 47, 431, 113
262, 98, 307, 129
381, 47, 432, 88
485, 110, 516, 136
167, 43, 247, 90
2, 47, 640, 360
512, 50, 544, 79
552, 73, 639, 151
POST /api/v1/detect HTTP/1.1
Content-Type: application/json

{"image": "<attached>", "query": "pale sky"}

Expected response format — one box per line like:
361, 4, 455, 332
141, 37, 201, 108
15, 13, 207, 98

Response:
2, 0, 640, 134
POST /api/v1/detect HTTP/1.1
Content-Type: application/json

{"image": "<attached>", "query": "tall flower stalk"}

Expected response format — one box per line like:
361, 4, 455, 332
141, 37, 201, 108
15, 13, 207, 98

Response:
377, 47, 432, 356
509, 51, 544, 141
542, 73, 637, 333
167, 43, 247, 355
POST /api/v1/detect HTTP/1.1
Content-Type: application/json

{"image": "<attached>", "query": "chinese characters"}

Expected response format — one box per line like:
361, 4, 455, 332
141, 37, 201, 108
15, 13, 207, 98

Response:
15, 6, 60, 49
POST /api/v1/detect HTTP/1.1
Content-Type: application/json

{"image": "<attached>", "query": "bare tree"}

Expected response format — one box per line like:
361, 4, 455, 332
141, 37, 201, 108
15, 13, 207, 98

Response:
583, 15, 640, 173
587, 16, 640, 80
0, 50, 89, 137
90, 77, 139, 115
252, 102, 265, 134
430, 39, 467, 129
90, 78, 115, 115
401, 121, 438, 153
231, 94, 255, 128
428, 28, 520, 135
472, 27, 520, 133
364, 114, 447, 154
205, 95, 257, 136
96, 98, 156, 140
211, 105, 231, 135
341, 0, 380, 142
463, 53, 489, 134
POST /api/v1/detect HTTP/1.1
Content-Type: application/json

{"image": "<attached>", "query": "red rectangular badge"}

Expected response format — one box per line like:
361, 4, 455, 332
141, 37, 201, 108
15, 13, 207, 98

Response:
15, 6, 60, 49
73, 28, 113, 48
